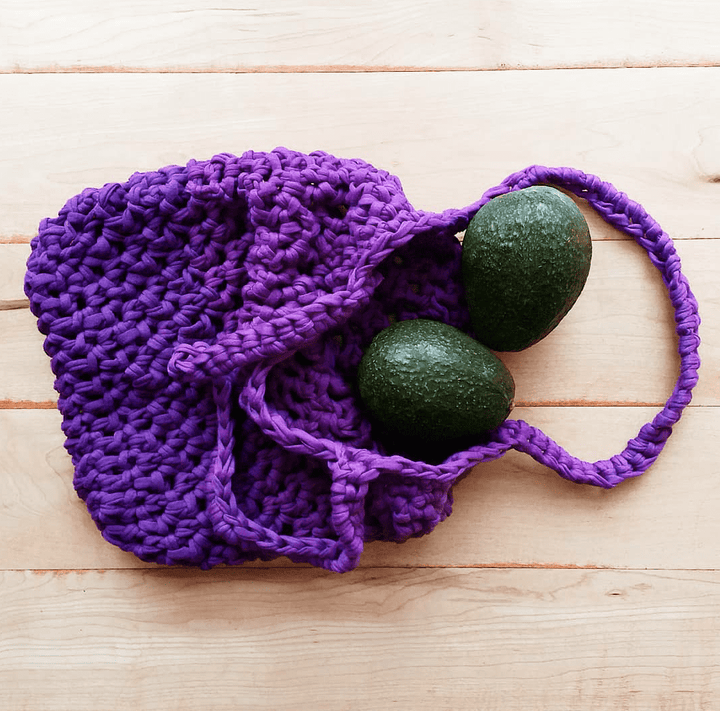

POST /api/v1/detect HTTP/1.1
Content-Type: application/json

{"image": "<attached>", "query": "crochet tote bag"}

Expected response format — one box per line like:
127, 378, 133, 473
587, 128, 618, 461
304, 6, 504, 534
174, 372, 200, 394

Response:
25, 147, 701, 573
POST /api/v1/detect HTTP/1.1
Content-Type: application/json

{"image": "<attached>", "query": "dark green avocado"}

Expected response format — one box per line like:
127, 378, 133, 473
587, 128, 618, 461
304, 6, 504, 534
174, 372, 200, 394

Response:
357, 319, 515, 445
461, 185, 592, 351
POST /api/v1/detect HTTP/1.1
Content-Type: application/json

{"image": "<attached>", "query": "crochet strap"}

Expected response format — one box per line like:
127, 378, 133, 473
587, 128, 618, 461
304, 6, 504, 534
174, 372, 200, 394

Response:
237, 166, 696, 480
479, 166, 701, 487
205, 368, 379, 573
404, 166, 699, 488
193, 164, 700, 566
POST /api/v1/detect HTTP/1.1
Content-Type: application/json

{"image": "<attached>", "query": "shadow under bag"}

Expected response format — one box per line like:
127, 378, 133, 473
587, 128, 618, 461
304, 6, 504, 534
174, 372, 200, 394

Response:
25, 148, 701, 572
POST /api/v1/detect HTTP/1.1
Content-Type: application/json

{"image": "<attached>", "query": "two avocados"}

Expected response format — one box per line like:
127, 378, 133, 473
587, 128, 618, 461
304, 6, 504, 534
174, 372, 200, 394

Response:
357, 185, 592, 450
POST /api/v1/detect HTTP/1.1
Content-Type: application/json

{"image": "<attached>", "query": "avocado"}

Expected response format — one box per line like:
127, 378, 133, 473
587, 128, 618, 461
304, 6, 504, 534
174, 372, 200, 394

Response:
357, 319, 515, 446
461, 185, 592, 351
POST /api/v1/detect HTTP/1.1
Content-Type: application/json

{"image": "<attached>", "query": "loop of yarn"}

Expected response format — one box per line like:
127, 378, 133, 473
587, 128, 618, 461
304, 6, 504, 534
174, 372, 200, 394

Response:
24, 148, 700, 572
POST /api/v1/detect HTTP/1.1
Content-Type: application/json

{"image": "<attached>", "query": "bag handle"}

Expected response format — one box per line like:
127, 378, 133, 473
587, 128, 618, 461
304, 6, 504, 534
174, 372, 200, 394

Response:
483, 166, 700, 486
204, 367, 381, 573
198, 165, 700, 571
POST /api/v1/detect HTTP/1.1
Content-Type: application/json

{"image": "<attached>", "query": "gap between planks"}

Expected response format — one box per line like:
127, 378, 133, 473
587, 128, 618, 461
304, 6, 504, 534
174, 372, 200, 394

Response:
4, 564, 720, 574
3, 234, 671, 245
0, 400, 57, 409
5, 62, 720, 74
4, 401, 717, 409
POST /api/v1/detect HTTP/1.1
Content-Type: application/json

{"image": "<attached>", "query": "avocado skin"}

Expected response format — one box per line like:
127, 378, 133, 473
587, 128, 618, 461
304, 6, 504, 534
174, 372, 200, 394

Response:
461, 185, 592, 351
357, 319, 515, 445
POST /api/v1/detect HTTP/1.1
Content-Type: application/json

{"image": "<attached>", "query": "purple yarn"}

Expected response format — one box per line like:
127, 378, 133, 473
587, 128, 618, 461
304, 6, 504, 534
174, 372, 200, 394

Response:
24, 148, 700, 572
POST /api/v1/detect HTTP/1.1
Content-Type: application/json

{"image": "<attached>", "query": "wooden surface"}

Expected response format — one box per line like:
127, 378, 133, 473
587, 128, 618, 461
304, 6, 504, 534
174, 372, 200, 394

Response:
2, 3, 719, 709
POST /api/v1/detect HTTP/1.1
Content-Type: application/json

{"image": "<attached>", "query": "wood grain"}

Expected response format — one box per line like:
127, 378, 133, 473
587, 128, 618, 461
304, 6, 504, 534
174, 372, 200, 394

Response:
0, 309, 56, 403
2, 567, 719, 710
7, 237, 717, 406
3, 3, 720, 705
2, 69, 720, 240
0, 244, 30, 307
2, 0, 720, 72
2, 406, 716, 571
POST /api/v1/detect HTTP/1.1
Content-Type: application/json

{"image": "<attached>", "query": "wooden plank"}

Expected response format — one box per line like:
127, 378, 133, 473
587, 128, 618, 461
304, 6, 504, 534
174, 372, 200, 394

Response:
0, 243, 30, 307
366, 404, 720, 570
1, 566, 719, 710
1, 70, 720, 241
0, 309, 56, 403
2, 0, 720, 72
7, 237, 716, 406
1, 405, 716, 571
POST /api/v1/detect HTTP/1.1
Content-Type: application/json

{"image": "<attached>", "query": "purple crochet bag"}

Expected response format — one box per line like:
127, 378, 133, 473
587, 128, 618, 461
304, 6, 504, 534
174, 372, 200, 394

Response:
25, 147, 700, 572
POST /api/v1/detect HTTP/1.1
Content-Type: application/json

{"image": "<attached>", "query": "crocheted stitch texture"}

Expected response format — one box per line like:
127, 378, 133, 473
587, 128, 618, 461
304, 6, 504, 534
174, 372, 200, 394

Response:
25, 148, 701, 572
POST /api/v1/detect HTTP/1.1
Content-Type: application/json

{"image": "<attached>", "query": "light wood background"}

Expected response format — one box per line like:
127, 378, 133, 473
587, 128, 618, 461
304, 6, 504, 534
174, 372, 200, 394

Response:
2, 2, 719, 709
